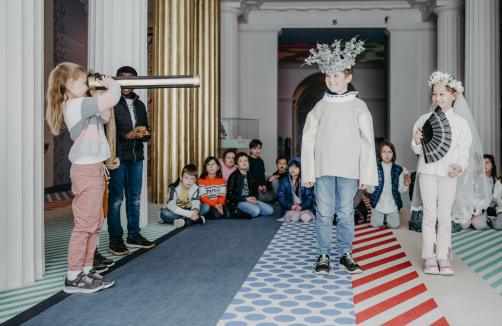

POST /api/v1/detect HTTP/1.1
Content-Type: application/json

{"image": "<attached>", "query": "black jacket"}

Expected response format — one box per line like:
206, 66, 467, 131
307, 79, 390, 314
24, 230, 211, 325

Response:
248, 156, 267, 186
114, 92, 151, 162
225, 170, 259, 211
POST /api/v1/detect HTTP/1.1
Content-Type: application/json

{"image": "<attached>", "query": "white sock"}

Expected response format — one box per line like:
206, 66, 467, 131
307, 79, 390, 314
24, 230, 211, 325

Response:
82, 266, 93, 274
67, 270, 82, 281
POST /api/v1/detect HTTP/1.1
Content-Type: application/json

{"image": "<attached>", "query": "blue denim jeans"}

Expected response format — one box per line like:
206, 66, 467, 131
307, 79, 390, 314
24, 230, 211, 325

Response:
315, 176, 358, 255
159, 204, 210, 225
237, 201, 274, 218
370, 209, 400, 229
107, 160, 143, 241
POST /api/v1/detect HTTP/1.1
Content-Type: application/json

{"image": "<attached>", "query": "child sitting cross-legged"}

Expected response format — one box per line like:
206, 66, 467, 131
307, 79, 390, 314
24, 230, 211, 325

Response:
226, 152, 274, 218
198, 156, 232, 220
158, 164, 210, 228
277, 157, 315, 222
367, 142, 411, 229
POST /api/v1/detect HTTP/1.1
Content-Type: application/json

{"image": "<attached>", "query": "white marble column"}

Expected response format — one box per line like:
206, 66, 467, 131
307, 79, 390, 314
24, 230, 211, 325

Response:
88, 0, 149, 231
0, 0, 44, 290
465, 0, 500, 170
221, 1, 242, 119
434, 3, 464, 81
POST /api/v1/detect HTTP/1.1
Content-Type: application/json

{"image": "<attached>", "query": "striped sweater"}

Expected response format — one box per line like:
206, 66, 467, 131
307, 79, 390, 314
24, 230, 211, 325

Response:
198, 175, 227, 207
63, 82, 121, 164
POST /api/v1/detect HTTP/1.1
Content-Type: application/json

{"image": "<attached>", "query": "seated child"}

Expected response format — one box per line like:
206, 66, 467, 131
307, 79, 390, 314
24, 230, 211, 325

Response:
367, 142, 411, 229
277, 157, 315, 222
198, 156, 232, 220
353, 189, 368, 225
219, 149, 237, 181
266, 156, 289, 196
226, 152, 274, 218
491, 177, 502, 230
158, 164, 210, 228
462, 173, 492, 230
248, 139, 275, 202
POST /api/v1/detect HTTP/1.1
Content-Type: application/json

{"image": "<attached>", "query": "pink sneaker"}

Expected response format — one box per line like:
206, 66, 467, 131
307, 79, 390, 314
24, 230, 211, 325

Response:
438, 259, 454, 276
423, 255, 439, 275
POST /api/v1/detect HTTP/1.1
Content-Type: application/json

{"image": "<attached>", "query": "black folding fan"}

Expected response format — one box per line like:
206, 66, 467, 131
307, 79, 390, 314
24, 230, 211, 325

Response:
421, 105, 452, 164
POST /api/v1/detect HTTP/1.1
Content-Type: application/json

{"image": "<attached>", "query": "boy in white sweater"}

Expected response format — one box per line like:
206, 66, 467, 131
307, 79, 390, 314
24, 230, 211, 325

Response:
301, 38, 378, 275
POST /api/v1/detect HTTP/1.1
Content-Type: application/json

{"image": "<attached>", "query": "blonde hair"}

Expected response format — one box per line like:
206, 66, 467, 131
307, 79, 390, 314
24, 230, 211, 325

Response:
46, 62, 86, 135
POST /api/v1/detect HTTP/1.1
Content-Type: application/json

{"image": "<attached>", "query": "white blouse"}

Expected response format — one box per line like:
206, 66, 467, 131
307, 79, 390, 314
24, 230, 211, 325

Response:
367, 163, 409, 214
411, 108, 472, 177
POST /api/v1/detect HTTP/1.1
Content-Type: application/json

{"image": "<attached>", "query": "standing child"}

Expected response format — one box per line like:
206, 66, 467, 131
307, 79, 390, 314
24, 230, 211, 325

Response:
367, 142, 411, 229
412, 71, 488, 275
226, 153, 274, 218
248, 139, 275, 202
219, 149, 237, 181
46, 62, 116, 293
277, 157, 315, 222
198, 157, 232, 219
158, 164, 210, 228
266, 157, 289, 196
302, 38, 378, 275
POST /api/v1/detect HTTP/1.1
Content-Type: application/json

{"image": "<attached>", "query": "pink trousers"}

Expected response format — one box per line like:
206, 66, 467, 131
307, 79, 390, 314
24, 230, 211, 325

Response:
68, 163, 105, 271
419, 173, 457, 260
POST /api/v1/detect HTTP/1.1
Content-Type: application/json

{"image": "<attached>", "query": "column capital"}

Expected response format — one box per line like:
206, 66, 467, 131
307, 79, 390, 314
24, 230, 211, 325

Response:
433, 0, 464, 16
221, 1, 242, 17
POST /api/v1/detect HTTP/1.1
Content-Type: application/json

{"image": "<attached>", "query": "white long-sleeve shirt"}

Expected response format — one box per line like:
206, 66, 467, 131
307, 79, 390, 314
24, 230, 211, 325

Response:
411, 108, 472, 177
492, 179, 502, 214
368, 163, 409, 214
301, 92, 378, 186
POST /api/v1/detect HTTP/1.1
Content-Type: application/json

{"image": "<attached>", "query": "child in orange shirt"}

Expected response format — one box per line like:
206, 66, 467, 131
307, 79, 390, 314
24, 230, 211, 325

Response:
198, 156, 232, 219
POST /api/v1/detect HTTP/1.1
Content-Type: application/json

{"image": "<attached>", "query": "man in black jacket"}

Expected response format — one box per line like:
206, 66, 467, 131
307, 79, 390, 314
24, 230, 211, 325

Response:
107, 66, 155, 255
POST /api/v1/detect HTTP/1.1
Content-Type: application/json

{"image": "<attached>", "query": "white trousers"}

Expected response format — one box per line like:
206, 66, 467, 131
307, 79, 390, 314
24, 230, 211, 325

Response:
419, 173, 457, 260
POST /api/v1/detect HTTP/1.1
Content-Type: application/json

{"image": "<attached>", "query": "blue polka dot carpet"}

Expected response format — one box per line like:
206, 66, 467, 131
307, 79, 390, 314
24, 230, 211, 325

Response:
217, 222, 356, 326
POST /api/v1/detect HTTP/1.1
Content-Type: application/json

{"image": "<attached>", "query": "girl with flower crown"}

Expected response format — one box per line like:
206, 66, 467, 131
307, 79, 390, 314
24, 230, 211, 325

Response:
411, 71, 489, 276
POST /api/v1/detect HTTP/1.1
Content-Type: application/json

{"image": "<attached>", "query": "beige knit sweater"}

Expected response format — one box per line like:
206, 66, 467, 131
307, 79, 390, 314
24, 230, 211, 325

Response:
301, 92, 378, 186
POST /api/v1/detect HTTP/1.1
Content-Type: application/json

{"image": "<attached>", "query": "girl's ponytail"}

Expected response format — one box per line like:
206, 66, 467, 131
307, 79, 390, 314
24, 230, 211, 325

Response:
46, 62, 85, 135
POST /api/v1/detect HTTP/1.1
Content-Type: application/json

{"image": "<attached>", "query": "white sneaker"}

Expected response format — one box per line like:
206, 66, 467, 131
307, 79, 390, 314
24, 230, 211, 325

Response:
173, 218, 186, 228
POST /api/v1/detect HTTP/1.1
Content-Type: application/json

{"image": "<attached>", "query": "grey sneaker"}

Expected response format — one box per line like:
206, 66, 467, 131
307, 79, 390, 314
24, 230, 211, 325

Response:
63, 272, 104, 293
173, 218, 186, 228
87, 269, 115, 288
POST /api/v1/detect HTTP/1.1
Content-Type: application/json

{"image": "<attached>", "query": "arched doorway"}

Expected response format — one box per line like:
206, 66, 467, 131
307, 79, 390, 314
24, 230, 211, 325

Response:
292, 73, 355, 156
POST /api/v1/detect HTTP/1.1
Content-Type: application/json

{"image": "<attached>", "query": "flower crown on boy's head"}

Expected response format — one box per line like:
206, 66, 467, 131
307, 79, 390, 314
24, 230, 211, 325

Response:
303, 37, 365, 74
428, 71, 464, 94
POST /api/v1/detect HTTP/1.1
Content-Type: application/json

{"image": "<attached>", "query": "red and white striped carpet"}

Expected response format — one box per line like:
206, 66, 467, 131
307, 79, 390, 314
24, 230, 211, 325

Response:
351, 197, 448, 325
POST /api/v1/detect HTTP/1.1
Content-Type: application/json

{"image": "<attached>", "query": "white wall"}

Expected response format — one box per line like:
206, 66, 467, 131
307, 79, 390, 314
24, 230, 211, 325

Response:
44, 0, 54, 188
387, 25, 437, 171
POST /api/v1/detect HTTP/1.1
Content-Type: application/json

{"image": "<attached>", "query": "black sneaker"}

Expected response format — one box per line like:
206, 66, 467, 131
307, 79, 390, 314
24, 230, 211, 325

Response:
196, 216, 206, 225
92, 258, 108, 273
108, 236, 130, 256
339, 253, 363, 274
87, 269, 115, 288
63, 272, 104, 293
314, 254, 331, 275
126, 233, 156, 249
95, 250, 115, 267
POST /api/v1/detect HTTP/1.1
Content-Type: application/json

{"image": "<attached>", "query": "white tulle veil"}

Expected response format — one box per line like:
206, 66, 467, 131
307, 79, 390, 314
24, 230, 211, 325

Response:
411, 93, 490, 224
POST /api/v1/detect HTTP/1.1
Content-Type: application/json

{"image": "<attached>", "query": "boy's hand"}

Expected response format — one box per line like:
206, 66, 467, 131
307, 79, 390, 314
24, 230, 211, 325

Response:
125, 130, 138, 139
302, 182, 314, 188
96, 75, 114, 89
448, 164, 462, 178
248, 196, 258, 204
414, 127, 423, 145
258, 185, 266, 193
359, 184, 370, 190
215, 204, 223, 215
107, 158, 120, 170
190, 209, 199, 221
268, 175, 279, 182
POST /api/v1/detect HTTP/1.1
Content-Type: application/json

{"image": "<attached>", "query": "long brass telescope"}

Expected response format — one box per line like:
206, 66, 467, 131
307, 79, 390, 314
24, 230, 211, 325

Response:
88, 75, 200, 91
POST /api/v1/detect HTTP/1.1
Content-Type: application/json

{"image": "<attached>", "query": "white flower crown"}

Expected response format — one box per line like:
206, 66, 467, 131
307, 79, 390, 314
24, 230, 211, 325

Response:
303, 37, 365, 74
428, 71, 464, 94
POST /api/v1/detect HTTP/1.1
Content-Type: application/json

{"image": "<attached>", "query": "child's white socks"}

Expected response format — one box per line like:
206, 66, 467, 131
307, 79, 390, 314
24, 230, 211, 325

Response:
82, 266, 93, 275
67, 270, 82, 281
